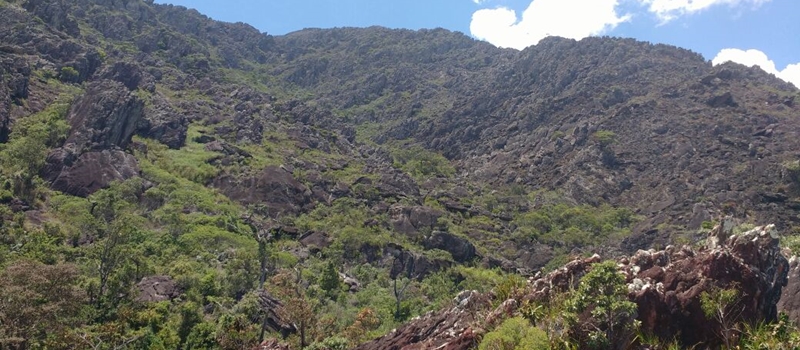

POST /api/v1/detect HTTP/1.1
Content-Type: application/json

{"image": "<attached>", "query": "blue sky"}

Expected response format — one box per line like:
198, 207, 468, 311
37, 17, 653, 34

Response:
153, 0, 799, 87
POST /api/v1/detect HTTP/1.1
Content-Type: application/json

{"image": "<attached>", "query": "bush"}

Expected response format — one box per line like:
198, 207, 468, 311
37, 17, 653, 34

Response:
479, 317, 549, 350
592, 130, 617, 147
514, 204, 637, 248
784, 160, 800, 183
59, 66, 80, 83
307, 336, 350, 350
391, 145, 455, 179
566, 260, 637, 348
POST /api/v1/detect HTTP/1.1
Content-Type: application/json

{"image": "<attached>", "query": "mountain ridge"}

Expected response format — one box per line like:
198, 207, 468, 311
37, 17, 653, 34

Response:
2, 0, 800, 348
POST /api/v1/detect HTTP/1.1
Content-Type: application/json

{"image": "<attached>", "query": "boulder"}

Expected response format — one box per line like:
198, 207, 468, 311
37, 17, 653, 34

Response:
100, 61, 145, 91
360, 222, 790, 349
43, 80, 144, 196
137, 94, 187, 149
353, 290, 489, 350
389, 205, 442, 237
136, 275, 181, 302
707, 91, 738, 108
422, 231, 477, 263
47, 150, 140, 197
63, 80, 143, 149
376, 171, 420, 198
623, 223, 788, 347
213, 166, 311, 216
256, 289, 297, 337
386, 243, 451, 280
778, 258, 800, 325
298, 230, 332, 252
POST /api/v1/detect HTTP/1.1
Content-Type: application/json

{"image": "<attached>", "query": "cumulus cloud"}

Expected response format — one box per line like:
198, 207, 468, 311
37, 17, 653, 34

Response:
712, 48, 800, 88
639, 0, 771, 22
469, 0, 630, 50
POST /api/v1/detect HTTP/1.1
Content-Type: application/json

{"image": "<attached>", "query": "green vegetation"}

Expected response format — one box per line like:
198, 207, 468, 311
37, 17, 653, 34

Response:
3, 0, 800, 348
784, 160, 800, 184
59, 66, 80, 83
479, 317, 549, 350
514, 203, 637, 248
592, 130, 617, 147
566, 261, 638, 348
391, 145, 455, 180
0, 95, 74, 202
136, 125, 221, 184
701, 286, 743, 349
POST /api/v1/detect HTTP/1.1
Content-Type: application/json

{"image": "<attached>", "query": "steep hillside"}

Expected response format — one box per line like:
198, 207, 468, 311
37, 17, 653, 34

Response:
1, 0, 800, 348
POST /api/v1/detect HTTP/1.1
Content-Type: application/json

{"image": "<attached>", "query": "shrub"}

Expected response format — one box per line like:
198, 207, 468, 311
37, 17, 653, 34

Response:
479, 317, 549, 350
391, 145, 455, 179
307, 336, 350, 350
784, 160, 800, 183
319, 261, 343, 301
592, 130, 617, 147
567, 260, 637, 348
59, 66, 80, 83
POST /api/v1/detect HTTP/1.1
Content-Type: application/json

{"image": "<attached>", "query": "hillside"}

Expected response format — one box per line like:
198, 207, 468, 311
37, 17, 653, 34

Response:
1, 0, 800, 349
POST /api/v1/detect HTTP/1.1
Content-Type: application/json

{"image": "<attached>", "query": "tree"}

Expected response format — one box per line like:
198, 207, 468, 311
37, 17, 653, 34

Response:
319, 261, 342, 301
701, 286, 743, 348
390, 254, 418, 320
271, 269, 316, 349
0, 261, 86, 348
0, 99, 70, 201
567, 260, 637, 349
342, 308, 380, 346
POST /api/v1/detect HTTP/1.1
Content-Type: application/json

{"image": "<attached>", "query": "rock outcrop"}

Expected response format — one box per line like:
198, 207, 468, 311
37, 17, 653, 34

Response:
621, 223, 788, 346
256, 290, 297, 337
136, 275, 181, 302
353, 290, 489, 350
387, 243, 452, 280
422, 231, 477, 263
42, 80, 143, 196
358, 222, 790, 349
778, 257, 800, 325
213, 165, 312, 216
389, 205, 443, 237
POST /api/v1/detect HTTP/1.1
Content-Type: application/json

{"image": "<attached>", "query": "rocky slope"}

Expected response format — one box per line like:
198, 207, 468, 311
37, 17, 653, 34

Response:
4, 0, 799, 253
2, 0, 800, 348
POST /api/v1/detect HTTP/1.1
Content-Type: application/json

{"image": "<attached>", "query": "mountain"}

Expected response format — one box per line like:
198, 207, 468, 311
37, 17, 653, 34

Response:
1, 0, 800, 349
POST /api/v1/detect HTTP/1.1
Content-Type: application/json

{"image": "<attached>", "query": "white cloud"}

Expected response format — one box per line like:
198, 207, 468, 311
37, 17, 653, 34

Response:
473, 0, 488, 4
639, 0, 771, 22
469, 0, 630, 50
712, 48, 800, 88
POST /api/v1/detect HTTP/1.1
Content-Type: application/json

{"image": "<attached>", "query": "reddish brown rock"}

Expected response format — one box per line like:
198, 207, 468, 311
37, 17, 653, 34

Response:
359, 223, 789, 349
622, 223, 788, 347
353, 291, 489, 350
